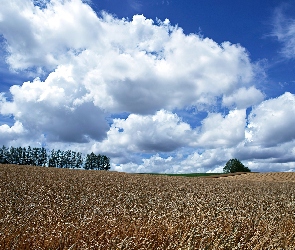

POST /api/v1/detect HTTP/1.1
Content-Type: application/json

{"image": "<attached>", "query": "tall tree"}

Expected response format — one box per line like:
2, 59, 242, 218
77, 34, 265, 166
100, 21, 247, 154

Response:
223, 159, 251, 173
69, 151, 83, 169
7, 147, 18, 164
48, 149, 59, 168
25, 146, 34, 165
39, 147, 48, 166
98, 154, 111, 170
84, 152, 97, 170
0, 146, 9, 164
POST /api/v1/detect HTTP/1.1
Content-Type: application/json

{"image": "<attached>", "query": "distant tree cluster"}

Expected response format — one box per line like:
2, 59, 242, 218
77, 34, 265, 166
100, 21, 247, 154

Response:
84, 152, 111, 170
48, 149, 83, 169
0, 145, 110, 170
223, 158, 251, 173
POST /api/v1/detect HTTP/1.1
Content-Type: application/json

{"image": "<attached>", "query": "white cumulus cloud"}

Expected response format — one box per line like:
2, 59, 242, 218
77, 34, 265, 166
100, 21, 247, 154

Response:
246, 92, 295, 147
0, 121, 26, 146
197, 109, 246, 148
0, 0, 255, 115
222, 86, 264, 109
93, 110, 193, 156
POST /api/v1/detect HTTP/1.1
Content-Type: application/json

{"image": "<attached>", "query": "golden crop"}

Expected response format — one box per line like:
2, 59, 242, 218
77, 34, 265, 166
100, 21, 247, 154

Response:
0, 164, 295, 249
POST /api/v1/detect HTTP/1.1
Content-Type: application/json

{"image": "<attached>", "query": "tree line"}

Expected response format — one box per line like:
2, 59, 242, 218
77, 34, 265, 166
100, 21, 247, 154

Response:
0, 145, 110, 170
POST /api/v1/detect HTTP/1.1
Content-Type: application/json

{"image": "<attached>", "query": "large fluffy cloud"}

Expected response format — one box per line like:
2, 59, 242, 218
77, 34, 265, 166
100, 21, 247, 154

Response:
0, 0, 258, 143
97, 110, 193, 153
196, 109, 246, 148
0, 65, 109, 143
0, 0, 101, 70
222, 86, 264, 109
0, 121, 26, 146
0, 0, 258, 114
246, 92, 295, 147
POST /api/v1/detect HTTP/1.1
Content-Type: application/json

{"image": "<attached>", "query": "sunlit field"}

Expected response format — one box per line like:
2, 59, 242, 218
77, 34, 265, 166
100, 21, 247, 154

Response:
1, 164, 295, 249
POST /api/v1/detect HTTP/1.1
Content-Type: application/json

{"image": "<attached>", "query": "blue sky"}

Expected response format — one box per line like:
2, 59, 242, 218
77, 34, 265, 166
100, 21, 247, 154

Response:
0, 0, 295, 173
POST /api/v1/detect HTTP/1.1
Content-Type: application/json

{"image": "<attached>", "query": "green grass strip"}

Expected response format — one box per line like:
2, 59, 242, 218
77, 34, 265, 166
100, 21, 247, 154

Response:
139, 173, 223, 177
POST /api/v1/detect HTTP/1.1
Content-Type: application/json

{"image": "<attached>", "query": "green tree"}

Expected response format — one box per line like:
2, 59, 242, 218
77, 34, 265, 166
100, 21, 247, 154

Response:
25, 146, 34, 165
0, 146, 9, 164
84, 153, 111, 170
33, 147, 47, 166
7, 147, 18, 164
19, 147, 27, 165
84, 152, 97, 170
1, 145, 110, 170
70, 151, 83, 169
98, 154, 110, 170
48, 149, 59, 168
223, 158, 251, 173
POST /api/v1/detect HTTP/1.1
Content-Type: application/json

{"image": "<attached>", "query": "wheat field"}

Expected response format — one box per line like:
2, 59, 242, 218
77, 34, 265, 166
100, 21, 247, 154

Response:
219, 172, 295, 182
1, 164, 295, 249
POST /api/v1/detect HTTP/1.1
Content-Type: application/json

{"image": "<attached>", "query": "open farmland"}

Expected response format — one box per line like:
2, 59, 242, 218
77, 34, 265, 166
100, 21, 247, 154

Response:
1, 165, 295, 249
218, 172, 295, 182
